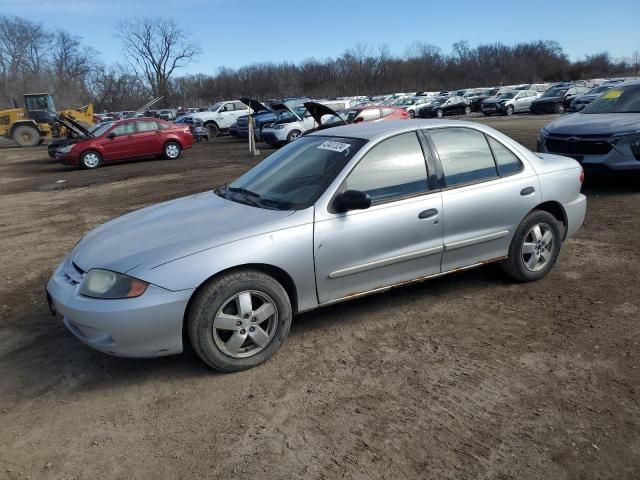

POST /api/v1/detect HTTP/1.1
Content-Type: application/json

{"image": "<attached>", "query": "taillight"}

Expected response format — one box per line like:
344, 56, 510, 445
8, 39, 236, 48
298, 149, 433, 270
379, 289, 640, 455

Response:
579, 167, 584, 184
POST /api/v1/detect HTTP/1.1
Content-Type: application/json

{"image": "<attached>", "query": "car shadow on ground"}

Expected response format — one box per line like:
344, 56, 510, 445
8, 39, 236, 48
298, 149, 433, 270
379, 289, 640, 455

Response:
0, 264, 506, 404
0, 264, 504, 405
582, 173, 640, 195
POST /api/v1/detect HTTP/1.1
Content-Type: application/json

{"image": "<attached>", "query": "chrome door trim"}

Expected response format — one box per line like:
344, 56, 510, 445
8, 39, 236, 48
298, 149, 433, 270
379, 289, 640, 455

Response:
444, 230, 510, 251
321, 256, 507, 306
328, 245, 444, 279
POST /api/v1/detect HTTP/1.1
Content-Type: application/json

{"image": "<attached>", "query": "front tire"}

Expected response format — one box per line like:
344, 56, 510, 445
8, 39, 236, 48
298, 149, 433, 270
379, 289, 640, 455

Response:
205, 123, 219, 137
501, 210, 562, 282
554, 103, 565, 114
436, 109, 444, 118
79, 150, 102, 169
163, 141, 182, 159
187, 270, 292, 372
408, 109, 415, 118
464, 106, 471, 115
505, 105, 514, 116
286, 129, 301, 143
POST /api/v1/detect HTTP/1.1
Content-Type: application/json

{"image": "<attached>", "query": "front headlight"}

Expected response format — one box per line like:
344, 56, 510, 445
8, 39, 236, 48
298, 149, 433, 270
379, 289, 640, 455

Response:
273, 124, 286, 130
613, 135, 640, 160
540, 128, 549, 137
58, 145, 73, 153
79, 269, 149, 299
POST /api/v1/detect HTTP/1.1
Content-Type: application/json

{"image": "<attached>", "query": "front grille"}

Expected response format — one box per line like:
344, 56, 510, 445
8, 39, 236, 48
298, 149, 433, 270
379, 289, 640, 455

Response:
545, 138, 613, 155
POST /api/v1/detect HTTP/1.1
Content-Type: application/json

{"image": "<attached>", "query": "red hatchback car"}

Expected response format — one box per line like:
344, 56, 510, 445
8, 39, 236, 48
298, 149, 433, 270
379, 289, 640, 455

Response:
55, 118, 193, 169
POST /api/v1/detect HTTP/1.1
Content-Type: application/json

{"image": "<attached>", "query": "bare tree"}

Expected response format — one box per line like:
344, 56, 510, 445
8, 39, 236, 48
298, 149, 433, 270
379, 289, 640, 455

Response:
631, 51, 640, 76
117, 17, 201, 103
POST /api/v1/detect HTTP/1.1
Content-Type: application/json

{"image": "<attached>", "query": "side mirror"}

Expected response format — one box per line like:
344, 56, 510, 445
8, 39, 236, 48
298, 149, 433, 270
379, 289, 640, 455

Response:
354, 117, 364, 123
334, 189, 371, 212
106, 132, 116, 139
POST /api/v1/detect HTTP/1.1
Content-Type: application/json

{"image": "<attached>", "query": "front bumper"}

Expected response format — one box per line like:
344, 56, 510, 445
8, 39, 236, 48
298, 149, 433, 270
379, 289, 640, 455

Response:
46, 257, 193, 358
261, 131, 286, 146
538, 136, 640, 172
481, 103, 506, 114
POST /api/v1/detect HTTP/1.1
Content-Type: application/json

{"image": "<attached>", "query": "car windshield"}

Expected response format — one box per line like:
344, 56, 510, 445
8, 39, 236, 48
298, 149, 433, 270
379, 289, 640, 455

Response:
543, 88, 569, 98
219, 136, 367, 210
498, 92, 517, 99
92, 122, 115, 137
582, 84, 640, 114
209, 102, 223, 111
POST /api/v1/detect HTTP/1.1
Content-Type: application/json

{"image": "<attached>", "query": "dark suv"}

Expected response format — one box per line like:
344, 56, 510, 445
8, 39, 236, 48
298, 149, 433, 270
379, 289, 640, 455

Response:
530, 85, 589, 114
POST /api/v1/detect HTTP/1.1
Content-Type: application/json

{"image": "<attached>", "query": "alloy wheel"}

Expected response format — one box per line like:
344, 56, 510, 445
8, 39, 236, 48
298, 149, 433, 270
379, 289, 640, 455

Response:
521, 223, 555, 272
165, 144, 180, 158
83, 152, 100, 168
212, 290, 279, 359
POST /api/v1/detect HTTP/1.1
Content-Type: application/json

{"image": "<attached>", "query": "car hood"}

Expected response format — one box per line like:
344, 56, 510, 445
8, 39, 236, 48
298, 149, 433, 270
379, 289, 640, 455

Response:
240, 98, 272, 113
304, 101, 346, 127
71, 192, 295, 275
544, 112, 640, 136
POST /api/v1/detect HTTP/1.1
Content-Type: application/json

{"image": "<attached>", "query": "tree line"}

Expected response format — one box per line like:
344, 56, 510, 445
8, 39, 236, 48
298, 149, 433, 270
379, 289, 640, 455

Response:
1, 14, 638, 112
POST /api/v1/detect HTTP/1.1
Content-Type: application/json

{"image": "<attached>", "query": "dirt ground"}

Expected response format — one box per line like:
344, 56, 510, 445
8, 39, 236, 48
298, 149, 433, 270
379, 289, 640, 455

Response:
0, 115, 638, 480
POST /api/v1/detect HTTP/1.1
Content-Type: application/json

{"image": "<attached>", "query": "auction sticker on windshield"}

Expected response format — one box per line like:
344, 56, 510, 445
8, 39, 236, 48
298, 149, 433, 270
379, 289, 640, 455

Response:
318, 141, 351, 153
602, 90, 622, 99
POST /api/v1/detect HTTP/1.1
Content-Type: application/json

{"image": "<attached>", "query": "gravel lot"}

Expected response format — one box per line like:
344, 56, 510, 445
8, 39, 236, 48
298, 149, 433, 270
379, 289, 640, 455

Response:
0, 115, 638, 480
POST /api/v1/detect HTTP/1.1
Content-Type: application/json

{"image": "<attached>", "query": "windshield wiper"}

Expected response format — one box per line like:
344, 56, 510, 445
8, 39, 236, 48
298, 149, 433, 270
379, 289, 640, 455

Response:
227, 187, 292, 210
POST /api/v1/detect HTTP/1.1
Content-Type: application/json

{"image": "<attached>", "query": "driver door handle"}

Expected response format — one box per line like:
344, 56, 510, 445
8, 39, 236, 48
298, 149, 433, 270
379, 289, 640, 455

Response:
418, 208, 438, 220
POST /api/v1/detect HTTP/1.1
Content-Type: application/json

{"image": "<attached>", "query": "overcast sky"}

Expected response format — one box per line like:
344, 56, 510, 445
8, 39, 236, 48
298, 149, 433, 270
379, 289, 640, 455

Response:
2, 0, 638, 75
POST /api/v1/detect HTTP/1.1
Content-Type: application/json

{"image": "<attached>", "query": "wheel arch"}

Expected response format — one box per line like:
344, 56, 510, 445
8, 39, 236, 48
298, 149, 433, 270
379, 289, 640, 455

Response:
530, 201, 568, 239
163, 138, 185, 153
10, 120, 40, 136
182, 263, 299, 347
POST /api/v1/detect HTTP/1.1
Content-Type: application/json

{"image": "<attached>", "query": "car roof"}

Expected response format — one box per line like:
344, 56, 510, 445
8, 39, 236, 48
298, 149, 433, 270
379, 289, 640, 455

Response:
308, 119, 486, 141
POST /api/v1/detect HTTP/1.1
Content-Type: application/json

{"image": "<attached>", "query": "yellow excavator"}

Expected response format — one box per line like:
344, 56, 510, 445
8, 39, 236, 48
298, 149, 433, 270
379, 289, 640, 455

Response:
0, 93, 94, 147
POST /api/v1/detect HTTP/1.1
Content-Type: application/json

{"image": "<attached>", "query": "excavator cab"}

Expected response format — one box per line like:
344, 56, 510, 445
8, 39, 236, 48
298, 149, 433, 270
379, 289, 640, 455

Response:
23, 93, 57, 124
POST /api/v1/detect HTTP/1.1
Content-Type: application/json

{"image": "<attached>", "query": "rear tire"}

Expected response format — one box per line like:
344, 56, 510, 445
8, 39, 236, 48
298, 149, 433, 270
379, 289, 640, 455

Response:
187, 270, 292, 372
505, 105, 514, 116
554, 103, 565, 114
12, 125, 40, 147
163, 141, 182, 159
80, 150, 102, 169
501, 210, 562, 282
408, 109, 415, 118
436, 109, 444, 118
205, 122, 219, 137
464, 106, 471, 115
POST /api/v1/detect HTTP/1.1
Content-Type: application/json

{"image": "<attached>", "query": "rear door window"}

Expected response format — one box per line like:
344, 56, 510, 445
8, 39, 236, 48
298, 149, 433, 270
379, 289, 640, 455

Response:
381, 107, 396, 117
344, 132, 428, 203
428, 127, 498, 187
357, 108, 382, 122
486, 136, 523, 176
137, 121, 158, 132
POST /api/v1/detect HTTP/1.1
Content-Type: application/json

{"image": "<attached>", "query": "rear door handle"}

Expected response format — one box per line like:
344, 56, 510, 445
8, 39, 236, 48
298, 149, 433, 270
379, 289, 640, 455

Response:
418, 208, 438, 220
520, 187, 535, 196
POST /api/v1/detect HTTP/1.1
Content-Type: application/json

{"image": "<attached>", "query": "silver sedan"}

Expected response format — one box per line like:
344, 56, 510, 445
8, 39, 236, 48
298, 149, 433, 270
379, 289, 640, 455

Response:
47, 120, 587, 371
